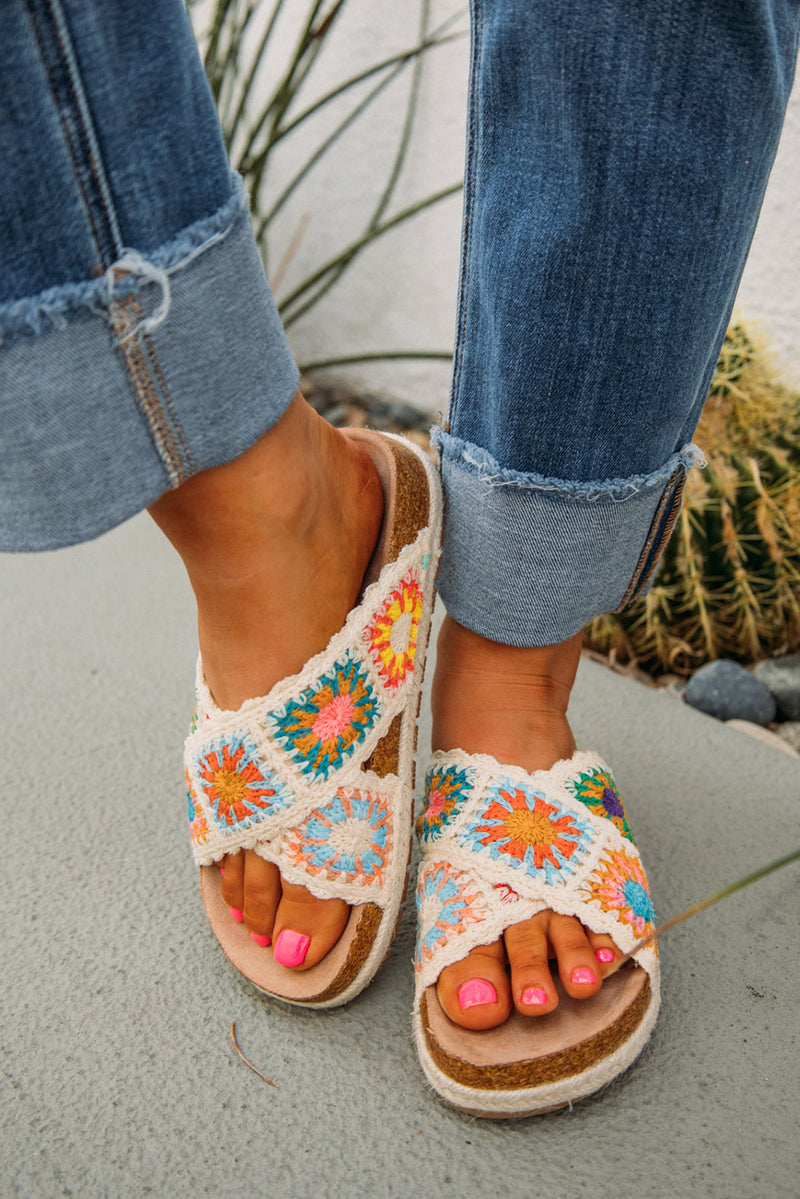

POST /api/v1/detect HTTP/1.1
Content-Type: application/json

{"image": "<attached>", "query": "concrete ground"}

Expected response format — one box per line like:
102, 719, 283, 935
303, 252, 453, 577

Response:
2, 513, 799, 1199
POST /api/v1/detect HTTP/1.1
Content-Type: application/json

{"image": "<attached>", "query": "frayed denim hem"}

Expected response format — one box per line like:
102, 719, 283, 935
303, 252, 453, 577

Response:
432, 429, 706, 500
0, 171, 249, 346
0, 173, 298, 551
432, 429, 704, 647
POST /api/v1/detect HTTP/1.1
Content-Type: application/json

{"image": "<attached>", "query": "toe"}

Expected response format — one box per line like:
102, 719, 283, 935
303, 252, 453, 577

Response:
547, 912, 603, 998
271, 880, 349, 970
587, 930, 620, 977
435, 940, 513, 1030
504, 913, 559, 1015
220, 851, 245, 922
241, 850, 282, 944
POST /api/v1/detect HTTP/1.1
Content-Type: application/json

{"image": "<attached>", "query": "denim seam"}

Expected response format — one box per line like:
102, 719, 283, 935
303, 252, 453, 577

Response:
614, 464, 687, 610
110, 298, 190, 488
23, 0, 122, 265
447, 0, 482, 431
17, 0, 234, 490
138, 299, 196, 480
432, 428, 706, 502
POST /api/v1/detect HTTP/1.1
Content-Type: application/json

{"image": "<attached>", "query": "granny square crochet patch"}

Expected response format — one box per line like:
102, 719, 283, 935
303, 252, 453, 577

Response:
269, 653, 381, 780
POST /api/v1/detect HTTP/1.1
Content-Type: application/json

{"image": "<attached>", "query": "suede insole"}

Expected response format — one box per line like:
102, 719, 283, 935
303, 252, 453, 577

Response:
200, 867, 382, 1003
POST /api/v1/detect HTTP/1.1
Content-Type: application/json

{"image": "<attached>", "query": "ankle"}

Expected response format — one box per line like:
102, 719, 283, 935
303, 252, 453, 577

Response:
149, 393, 384, 709
149, 393, 335, 572
431, 617, 582, 774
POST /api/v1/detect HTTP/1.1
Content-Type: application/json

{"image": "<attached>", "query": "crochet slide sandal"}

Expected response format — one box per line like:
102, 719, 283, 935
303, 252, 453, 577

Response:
413, 749, 660, 1116
184, 431, 443, 1008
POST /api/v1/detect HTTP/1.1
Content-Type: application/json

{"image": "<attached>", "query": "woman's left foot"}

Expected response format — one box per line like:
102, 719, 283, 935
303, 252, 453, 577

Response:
429, 616, 622, 1030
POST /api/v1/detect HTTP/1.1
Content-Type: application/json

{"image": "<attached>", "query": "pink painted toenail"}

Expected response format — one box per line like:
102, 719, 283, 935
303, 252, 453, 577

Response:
219, 866, 224, 877
521, 987, 549, 1006
457, 978, 497, 1010
229, 907, 244, 923
596, 948, 615, 963
250, 932, 271, 947
274, 929, 310, 968
571, 967, 597, 985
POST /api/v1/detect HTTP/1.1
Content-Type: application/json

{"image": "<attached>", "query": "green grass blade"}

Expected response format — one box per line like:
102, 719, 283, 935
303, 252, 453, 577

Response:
271, 23, 465, 148
253, 63, 407, 233
298, 350, 453, 372
609, 846, 800, 974
278, 182, 463, 321
223, 0, 289, 148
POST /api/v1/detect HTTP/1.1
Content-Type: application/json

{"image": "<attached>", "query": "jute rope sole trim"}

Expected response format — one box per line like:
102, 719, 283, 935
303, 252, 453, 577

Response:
420, 973, 651, 1090
414, 978, 661, 1117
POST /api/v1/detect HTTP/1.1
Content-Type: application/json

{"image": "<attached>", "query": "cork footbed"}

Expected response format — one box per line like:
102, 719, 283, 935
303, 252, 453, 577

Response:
421, 963, 650, 1092
199, 431, 431, 1005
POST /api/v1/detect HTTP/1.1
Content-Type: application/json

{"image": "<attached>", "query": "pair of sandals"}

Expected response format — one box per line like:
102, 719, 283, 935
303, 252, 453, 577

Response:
183, 430, 660, 1118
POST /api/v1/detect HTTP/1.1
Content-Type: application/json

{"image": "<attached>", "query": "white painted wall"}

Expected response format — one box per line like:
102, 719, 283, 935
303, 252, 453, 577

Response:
203, 3, 800, 413
737, 77, 800, 387
243, 0, 468, 418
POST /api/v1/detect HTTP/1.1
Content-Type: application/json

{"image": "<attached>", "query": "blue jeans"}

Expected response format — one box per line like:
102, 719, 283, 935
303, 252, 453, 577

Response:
1, 1, 798, 647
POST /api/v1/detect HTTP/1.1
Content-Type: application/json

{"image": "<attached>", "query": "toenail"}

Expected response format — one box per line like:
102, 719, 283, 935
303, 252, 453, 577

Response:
521, 987, 549, 1006
273, 929, 310, 968
595, 948, 615, 963
250, 932, 271, 947
229, 907, 244, 923
457, 978, 497, 1010
571, 967, 597, 985
219, 866, 224, 877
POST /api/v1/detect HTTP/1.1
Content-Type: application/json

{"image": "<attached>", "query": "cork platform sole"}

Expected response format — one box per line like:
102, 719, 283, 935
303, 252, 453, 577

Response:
416, 963, 656, 1117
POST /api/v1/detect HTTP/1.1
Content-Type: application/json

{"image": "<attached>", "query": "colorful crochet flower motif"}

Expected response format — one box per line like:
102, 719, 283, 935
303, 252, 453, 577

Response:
461, 781, 592, 886
568, 767, 632, 841
366, 570, 423, 691
585, 849, 655, 937
193, 734, 293, 833
185, 771, 208, 847
416, 763, 474, 840
271, 654, 380, 779
415, 863, 486, 970
284, 787, 391, 885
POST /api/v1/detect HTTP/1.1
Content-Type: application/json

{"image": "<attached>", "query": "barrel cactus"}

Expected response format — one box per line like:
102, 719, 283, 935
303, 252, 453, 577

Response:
585, 324, 800, 676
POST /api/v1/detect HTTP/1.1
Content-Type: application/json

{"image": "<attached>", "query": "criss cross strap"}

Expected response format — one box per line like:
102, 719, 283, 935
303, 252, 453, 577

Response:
184, 522, 438, 908
414, 749, 659, 990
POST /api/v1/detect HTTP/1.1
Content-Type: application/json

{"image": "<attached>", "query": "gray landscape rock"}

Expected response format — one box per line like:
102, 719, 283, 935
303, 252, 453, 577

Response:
389, 400, 427, 428
323, 402, 352, 426
725, 719, 800, 757
775, 720, 800, 752
685, 659, 777, 725
752, 654, 800, 721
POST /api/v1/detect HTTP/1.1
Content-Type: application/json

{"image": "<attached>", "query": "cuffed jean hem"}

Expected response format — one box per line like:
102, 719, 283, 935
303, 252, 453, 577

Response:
0, 173, 299, 551
432, 429, 705, 647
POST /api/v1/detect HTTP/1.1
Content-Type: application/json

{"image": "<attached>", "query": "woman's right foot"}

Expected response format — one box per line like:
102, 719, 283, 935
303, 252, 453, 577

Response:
150, 392, 385, 969
429, 616, 622, 1030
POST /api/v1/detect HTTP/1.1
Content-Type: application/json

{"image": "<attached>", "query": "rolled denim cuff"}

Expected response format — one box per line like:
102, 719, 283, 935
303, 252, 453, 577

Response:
0, 174, 299, 551
432, 429, 705, 647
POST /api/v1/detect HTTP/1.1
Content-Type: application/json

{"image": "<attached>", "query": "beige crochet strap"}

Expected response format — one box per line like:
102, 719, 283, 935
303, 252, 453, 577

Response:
415, 749, 660, 991
184, 516, 439, 907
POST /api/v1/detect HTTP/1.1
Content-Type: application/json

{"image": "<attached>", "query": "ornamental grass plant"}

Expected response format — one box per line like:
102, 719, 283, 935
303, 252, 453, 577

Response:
190, 0, 464, 371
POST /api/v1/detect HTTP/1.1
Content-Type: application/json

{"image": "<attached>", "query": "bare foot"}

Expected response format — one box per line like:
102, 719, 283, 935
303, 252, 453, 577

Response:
430, 615, 621, 1030
150, 392, 384, 967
